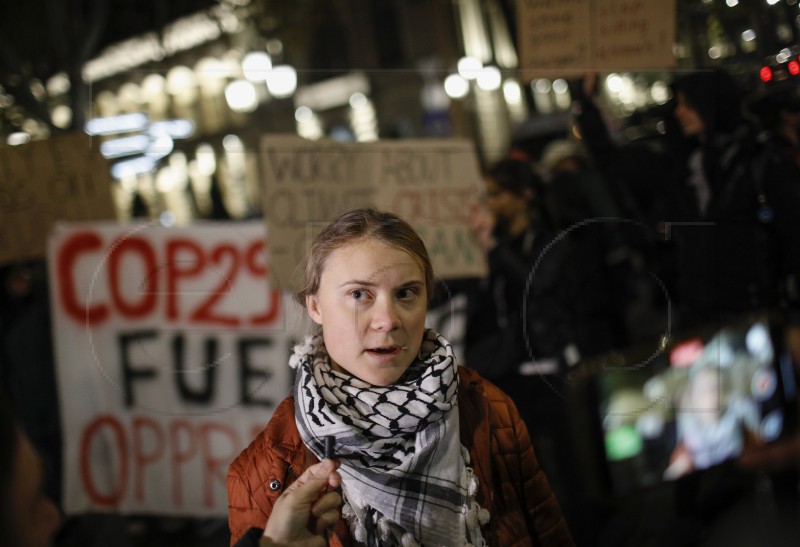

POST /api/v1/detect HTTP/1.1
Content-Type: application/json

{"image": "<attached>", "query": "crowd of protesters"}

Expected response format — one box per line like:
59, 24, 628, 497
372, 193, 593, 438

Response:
4, 67, 800, 546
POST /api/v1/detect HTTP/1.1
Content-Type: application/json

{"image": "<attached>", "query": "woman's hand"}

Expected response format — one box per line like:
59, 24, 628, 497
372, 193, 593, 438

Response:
261, 459, 342, 547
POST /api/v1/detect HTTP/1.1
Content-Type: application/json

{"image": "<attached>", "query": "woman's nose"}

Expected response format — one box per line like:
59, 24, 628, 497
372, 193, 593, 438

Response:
370, 297, 400, 331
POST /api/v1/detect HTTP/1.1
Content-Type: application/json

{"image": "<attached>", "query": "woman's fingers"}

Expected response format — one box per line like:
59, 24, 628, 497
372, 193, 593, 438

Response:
311, 491, 342, 517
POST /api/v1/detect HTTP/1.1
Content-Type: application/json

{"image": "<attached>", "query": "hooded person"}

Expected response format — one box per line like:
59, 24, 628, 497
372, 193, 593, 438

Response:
665, 69, 800, 327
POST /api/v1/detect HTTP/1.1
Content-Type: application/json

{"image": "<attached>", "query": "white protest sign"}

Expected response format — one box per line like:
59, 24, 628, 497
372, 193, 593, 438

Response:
48, 221, 292, 516
259, 135, 487, 290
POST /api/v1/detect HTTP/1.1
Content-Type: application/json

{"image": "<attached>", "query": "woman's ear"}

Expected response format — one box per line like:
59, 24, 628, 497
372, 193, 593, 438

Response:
306, 294, 323, 325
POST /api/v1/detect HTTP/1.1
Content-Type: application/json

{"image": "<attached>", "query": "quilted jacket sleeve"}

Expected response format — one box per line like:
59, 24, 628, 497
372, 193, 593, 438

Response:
227, 399, 297, 546
475, 370, 576, 546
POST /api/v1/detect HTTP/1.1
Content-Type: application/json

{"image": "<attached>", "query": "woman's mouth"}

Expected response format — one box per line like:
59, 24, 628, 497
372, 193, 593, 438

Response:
366, 345, 404, 356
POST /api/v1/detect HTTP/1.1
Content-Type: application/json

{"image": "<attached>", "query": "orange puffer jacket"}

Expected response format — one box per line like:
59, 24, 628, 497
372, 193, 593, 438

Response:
227, 366, 575, 547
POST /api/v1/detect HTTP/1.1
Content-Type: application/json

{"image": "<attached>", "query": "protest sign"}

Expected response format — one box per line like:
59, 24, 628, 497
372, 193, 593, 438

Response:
517, 0, 676, 81
1, 133, 115, 264
48, 221, 291, 516
259, 135, 487, 289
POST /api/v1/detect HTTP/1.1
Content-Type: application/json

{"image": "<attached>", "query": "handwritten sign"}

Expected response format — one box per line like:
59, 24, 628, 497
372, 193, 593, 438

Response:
48, 222, 292, 516
517, 0, 676, 81
259, 136, 487, 289
0, 133, 115, 264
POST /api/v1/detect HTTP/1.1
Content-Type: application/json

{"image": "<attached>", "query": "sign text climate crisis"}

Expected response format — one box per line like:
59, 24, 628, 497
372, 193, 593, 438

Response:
55, 229, 281, 327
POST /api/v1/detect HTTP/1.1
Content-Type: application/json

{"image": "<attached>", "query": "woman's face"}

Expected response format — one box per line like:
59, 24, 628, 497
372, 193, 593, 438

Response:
306, 238, 427, 386
674, 92, 705, 137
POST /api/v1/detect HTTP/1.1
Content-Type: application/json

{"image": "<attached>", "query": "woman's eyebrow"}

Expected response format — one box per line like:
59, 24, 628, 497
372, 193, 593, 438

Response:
338, 279, 376, 288
337, 278, 424, 288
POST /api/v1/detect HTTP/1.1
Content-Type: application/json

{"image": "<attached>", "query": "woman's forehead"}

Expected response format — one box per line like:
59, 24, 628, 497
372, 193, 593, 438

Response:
322, 239, 422, 278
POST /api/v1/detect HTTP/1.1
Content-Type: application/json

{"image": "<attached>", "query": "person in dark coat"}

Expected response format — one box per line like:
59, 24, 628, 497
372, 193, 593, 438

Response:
665, 69, 800, 329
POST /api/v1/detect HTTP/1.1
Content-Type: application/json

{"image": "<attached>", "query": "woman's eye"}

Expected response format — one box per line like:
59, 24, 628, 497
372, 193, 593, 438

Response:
350, 289, 366, 300
397, 287, 417, 300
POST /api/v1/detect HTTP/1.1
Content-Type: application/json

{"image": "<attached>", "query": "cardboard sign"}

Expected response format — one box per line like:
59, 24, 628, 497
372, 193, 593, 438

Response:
260, 136, 487, 289
517, 0, 676, 81
0, 133, 115, 264
48, 221, 293, 516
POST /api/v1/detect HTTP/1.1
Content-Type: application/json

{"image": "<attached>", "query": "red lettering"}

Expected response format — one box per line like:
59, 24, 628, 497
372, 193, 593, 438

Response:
200, 423, 241, 508
132, 416, 165, 502
190, 244, 241, 326
57, 231, 108, 325
166, 239, 205, 320
169, 420, 197, 508
80, 415, 128, 506
246, 240, 281, 326
109, 236, 158, 319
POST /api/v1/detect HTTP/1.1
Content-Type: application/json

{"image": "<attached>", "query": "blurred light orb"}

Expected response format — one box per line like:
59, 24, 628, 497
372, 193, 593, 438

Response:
166, 66, 197, 95
46, 73, 71, 96
651, 81, 670, 103
295, 106, 314, 123
606, 74, 623, 93
51, 105, 73, 129
242, 51, 272, 81
222, 134, 244, 152
476, 66, 501, 91
502, 79, 521, 103
457, 56, 482, 80
552, 78, 569, 95
7, 132, 30, 146
349, 92, 368, 108
225, 80, 258, 112
444, 74, 469, 99
533, 78, 551, 94
159, 210, 177, 227
266, 65, 297, 98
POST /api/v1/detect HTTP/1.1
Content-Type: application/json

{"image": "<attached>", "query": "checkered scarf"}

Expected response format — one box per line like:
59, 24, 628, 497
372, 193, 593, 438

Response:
292, 329, 484, 546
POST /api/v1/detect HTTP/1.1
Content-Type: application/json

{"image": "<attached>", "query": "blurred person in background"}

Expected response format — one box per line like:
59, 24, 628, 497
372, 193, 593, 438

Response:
539, 139, 636, 358
664, 69, 800, 334
573, 69, 800, 343
569, 75, 677, 345
747, 82, 800, 171
464, 158, 589, 543
465, 157, 574, 381
0, 388, 62, 547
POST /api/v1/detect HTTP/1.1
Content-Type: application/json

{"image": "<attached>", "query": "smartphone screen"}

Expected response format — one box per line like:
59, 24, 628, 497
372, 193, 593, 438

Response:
593, 315, 797, 495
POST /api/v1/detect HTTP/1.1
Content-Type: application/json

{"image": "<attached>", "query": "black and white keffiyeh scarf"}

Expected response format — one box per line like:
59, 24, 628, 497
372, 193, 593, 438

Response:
291, 329, 489, 547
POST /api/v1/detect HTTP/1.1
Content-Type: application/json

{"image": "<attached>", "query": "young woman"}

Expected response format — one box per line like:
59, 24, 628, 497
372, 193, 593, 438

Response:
227, 208, 574, 547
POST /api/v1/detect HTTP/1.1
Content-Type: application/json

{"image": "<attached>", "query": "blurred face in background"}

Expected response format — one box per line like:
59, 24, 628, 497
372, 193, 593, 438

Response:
674, 92, 705, 138
484, 177, 532, 230
306, 238, 427, 386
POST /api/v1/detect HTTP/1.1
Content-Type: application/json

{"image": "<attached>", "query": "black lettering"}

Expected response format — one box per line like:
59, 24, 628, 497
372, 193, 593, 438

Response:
119, 330, 158, 407
239, 338, 274, 407
172, 334, 217, 404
